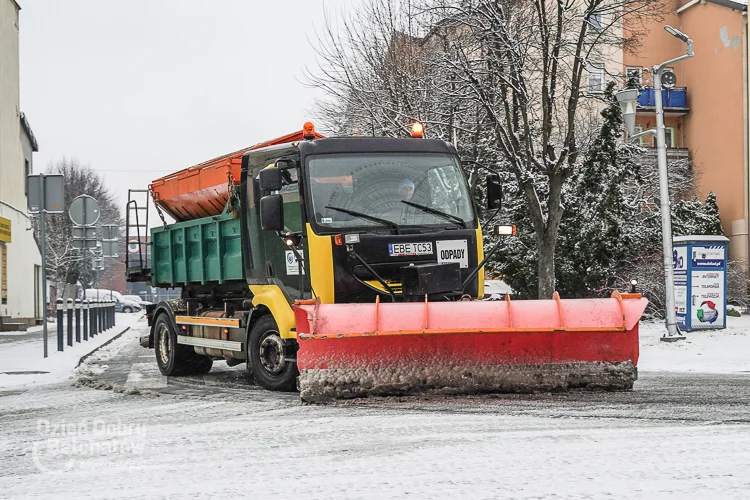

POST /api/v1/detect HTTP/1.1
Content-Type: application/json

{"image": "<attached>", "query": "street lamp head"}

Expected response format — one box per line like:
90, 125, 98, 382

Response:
614, 88, 640, 136
664, 25, 689, 43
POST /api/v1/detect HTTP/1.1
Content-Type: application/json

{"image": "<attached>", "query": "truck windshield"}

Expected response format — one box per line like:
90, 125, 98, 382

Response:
307, 153, 475, 230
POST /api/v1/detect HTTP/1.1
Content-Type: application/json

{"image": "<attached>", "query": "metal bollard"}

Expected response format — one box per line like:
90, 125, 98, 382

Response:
98, 300, 103, 333
102, 300, 107, 331
66, 298, 73, 347
56, 298, 64, 352
89, 300, 96, 338
91, 300, 97, 336
83, 300, 89, 341
93, 300, 98, 334
75, 299, 81, 343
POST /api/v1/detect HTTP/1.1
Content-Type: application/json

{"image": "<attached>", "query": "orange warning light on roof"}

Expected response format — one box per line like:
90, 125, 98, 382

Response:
303, 122, 316, 140
411, 121, 424, 138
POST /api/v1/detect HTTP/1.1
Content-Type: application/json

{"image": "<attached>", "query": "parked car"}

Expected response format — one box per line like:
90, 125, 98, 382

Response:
123, 294, 153, 306
482, 280, 513, 301
84, 289, 142, 313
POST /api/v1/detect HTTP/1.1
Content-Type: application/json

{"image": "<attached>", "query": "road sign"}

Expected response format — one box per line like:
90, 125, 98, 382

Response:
72, 226, 97, 239
28, 173, 66, 358
101, 225, 119, 241
28, 174, 65, 214
72, 239, 98, 250
102, 241, 119, 258
68, 195, 100, 226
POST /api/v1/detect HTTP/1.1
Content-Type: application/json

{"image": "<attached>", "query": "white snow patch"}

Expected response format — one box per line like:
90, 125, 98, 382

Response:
638, 315, 750, 374
0, 313, 144, 391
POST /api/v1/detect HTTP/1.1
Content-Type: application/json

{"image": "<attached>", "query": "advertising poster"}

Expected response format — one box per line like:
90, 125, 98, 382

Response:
673, 246, 688, 328
690, 245, 725, 329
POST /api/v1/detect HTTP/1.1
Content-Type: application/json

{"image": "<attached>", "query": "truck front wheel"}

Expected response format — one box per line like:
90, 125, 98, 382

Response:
154, 314, 213, 376
247, 315, 298, 392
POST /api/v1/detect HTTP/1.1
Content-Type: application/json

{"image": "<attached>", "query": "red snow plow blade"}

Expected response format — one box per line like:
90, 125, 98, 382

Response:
293, 292, 648, 402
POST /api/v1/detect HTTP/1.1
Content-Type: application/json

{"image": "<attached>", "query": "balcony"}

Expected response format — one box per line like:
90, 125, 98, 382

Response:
643, 147, 690, 162
637, 87, 689, 116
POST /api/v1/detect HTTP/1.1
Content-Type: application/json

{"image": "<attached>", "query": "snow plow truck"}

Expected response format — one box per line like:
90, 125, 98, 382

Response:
127, 123, 648, 402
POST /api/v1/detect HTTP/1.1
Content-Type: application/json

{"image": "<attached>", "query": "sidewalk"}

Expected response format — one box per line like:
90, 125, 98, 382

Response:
0, 313, 145, 391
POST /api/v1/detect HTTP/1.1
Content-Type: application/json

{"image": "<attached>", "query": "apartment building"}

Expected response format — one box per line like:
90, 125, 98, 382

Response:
0, 0, 43, 327
623, 0, 748, 264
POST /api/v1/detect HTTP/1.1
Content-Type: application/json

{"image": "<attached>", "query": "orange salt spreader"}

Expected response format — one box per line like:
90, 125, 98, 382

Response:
150, 128, 324, 222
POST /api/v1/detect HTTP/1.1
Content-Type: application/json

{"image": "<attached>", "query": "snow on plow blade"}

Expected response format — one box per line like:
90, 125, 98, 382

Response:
294, 292, 648, 403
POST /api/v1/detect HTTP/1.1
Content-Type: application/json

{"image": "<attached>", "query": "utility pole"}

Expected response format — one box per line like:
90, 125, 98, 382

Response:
616, 25, 694, 341
39, 174, 48, 357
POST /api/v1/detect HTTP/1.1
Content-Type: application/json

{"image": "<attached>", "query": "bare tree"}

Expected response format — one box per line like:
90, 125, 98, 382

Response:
34, 158, 123, 293
307, 0, 663, 298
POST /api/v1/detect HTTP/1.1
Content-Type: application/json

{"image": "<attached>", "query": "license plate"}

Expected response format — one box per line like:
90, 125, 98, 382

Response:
388, 242, 433, 257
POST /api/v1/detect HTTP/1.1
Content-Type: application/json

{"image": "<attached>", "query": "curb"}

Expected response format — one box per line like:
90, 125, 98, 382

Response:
76, 326, 133, 368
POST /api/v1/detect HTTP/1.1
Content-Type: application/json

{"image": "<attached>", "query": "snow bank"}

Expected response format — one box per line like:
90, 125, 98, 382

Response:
300, 361, 636, 403
638, 315, 750, 373
0, 313, 144, 391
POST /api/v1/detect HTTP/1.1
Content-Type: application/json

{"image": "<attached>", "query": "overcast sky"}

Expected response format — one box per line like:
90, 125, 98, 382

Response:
19, 0, 354, 211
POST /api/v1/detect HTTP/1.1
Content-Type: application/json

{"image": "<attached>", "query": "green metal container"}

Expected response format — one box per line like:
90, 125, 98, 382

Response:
151, 213, 244, 287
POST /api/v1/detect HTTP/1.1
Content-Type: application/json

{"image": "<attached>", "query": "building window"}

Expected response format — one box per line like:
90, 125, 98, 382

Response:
664, 127, 676, 148
588, 63, 605, 93
626, 66, 643, 86
24, 159, 30, 196
588, 13, 603, 30
632, 125, 645, 145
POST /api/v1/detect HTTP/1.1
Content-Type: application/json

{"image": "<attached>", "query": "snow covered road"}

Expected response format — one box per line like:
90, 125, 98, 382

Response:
0, 319, 749, 499
1, 375, 749, 499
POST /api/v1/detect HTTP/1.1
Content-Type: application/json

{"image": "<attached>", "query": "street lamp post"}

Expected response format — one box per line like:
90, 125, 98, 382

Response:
616, 25, 694, 341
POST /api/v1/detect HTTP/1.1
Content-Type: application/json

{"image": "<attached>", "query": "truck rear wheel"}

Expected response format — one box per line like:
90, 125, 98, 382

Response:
247, 315, 297, 392
154, 314, 213, 376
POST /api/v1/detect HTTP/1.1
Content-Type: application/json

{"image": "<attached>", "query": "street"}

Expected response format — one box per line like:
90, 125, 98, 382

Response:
1, 318, 749, 499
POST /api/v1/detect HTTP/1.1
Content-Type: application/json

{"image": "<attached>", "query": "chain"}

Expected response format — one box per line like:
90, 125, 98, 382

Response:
226, 170, 239, 215
149, 188, 168, 229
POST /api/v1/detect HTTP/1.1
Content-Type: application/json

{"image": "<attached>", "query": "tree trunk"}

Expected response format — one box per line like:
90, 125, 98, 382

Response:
536, 231, 556, 299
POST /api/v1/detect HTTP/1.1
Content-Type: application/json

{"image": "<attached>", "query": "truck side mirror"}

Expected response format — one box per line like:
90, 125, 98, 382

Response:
259, 167, 283, 192
260, 194, 284, 231
486, 173, 502, 210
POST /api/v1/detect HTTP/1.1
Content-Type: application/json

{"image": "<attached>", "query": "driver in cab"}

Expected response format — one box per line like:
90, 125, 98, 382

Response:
385, 179, 415, 223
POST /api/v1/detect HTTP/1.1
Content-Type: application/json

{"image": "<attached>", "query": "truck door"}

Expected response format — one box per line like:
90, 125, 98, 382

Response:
262, 164, 306, 300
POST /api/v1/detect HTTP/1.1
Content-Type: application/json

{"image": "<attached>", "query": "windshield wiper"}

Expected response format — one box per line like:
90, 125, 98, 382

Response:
401, 200, 466, 228
324, 205, 400, 232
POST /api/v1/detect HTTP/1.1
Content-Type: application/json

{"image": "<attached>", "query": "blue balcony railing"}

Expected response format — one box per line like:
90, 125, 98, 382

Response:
637, 87, 687, 108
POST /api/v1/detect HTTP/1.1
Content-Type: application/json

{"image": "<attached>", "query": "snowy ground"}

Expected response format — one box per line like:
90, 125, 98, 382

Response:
639, 315, 750, 374
0, 313, 143, 391
0, 314, 749, 499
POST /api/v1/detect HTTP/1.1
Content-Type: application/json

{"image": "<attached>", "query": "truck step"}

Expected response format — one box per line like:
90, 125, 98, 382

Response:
0, 322, 28, 332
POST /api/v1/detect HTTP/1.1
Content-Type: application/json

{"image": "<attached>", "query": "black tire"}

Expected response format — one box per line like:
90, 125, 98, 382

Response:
247, 315, 297, 392
154, 314, 213, 376
122, 306, 133, 314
